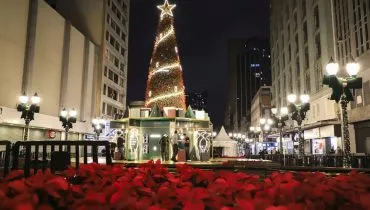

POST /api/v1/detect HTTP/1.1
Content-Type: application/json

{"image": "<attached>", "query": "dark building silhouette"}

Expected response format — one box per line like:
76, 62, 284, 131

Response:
187, 91, 208, 111
225, 37, 271, 133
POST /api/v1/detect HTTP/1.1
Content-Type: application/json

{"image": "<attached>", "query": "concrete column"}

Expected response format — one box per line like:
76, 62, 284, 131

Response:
59, 21, 71, 109
21, 0, 38, 94
80, 38, 90, 121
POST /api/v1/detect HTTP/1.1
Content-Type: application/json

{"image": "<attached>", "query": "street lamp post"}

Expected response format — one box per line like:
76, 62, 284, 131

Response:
271, 107, 289, 153
259, 118, 273, 142
211, 131, 217, 159
323, 57, 362, 168
287, 94, 310, 158
249, 126, 261, 155
92, 118, 106, 141
59, 108, 77, 140
17, 92, 40, 141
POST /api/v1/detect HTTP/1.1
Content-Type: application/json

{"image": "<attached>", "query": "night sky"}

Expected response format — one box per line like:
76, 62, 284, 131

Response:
127, 0, 270, 128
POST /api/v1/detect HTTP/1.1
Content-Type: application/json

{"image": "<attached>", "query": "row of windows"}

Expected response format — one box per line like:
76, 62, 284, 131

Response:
106, 49, 125, 72
102, 102, 124, 118
104, 66, 125, 87
106, 31, 126, 58
107, 15, 127, 43
103, 84, 125, 104
107, 0, 128, 26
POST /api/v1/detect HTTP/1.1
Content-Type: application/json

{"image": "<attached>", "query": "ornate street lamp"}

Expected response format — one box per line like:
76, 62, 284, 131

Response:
271, 107, 289, 153
92, 118, 106, 140
59, 108, 77, 140
211, 131, 217, 159
17, 92, 40, 141
287, 93, 310, 158
259, 118, 273, 141
249, 126, 261, 155
323, 57, 362, 168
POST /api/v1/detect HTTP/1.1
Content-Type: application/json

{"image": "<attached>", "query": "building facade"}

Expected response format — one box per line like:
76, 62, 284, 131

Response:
0, 0, 101, 141
225, 38, 271, 133
333, 0, 370, 153
250, 86, 272, 128
270, 0, 345, 155
48, 0, 130, 119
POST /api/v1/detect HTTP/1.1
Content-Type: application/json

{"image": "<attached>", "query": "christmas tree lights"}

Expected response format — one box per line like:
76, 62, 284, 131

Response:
145, 0, 186, 110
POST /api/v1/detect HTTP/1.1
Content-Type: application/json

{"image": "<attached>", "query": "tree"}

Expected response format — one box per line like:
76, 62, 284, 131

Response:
145, 0, 186, 110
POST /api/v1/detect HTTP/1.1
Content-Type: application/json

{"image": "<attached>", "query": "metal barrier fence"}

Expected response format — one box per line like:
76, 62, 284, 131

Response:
11, 141, 112, 177
0, 141, 11, 177
250, 154, 370, 168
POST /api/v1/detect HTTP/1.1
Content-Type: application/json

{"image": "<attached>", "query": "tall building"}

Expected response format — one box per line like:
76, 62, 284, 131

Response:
0, 0, 101, 141
48, 0, 130, 119
270, 0, 344, 154
187, 91, 208, 111
333, 0, 370, 153
225, 38, 271, 133
250, 86, 272, 128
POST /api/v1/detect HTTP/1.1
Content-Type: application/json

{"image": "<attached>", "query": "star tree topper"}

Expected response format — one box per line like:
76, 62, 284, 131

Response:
157, 0, 176, 18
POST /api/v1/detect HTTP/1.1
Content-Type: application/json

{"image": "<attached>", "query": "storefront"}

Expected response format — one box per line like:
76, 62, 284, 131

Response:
304, 125, 341, 155
353, 120, 370, 153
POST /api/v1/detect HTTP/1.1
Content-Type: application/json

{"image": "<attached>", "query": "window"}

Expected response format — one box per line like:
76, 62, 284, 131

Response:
120, 78, 124, 87
304, 47, 309, 69
314, 6, 320, 30
121, 33, 126, 42
103, 84, 106, 95
121, 47, 125, 57
120, 63, 125, 72
114, 74, 119, 84
295, 34, 299, 53
102, 102, 106, 114
105, 31, 109, 41
108, 70, 114, 80
315, 34, 321, 59
104, 66, 108, 76
114, 57, 119, 68
107, 87, 118, 100
303, 21, 308, 43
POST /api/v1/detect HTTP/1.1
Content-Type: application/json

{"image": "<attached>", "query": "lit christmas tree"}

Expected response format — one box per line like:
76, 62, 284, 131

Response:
145, 0, 186, 110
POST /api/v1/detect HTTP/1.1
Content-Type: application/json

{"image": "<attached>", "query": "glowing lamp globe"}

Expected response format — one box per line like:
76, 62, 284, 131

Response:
92, 119, 99, 125
60, 109, 68, 118
326, 60, 339, 76
300, 94, 310, 103
346, 61, 360, 76
281, 107, 289, 115
19, 95, 29, 104
69, 109, 77, 117
249, 127, 255, 131
31, 93, 40, 104
287, 94, 297, 103
260, 118, 266, 125
212, 131, 217, 137
271, 108, 277, 115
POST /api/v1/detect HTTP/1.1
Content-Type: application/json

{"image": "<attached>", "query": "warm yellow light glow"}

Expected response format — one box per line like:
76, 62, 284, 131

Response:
145, 91, 183, 106
157, 0, 176, 18
149, 63, 180, 78
156, 27, 174, 45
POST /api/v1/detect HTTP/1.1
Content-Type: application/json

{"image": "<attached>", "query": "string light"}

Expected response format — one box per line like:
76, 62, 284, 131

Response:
146, 91, 183, 106
155, 27, 174, 45
148, 63, 180, 78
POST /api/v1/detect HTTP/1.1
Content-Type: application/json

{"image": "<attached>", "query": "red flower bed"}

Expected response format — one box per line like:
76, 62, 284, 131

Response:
1, 160, 370, 209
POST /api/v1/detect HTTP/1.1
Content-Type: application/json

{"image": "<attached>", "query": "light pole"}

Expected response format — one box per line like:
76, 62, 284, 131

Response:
259, 118, 273, 141
323, 57, 362, 168
59, 108, 77, 140
211, 131, 217, 159
92, 118, 106, 140
271, 107, 289, 153
17, 92, 40, 141
249, 126, 261, 155
287, 93, 310, 158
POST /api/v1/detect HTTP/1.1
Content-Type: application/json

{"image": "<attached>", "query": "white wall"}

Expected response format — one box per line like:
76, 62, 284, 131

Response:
32, 0, 65, 116
0, 0, 29, 109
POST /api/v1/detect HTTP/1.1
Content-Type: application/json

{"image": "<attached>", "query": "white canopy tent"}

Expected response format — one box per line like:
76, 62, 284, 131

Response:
213, 126, 238, 157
